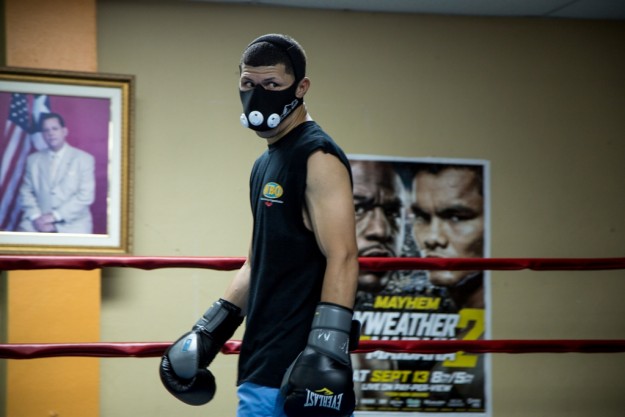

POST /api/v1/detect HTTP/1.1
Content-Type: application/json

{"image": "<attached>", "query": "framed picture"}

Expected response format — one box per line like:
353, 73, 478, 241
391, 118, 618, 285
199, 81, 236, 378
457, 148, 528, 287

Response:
0, 67, 134, 254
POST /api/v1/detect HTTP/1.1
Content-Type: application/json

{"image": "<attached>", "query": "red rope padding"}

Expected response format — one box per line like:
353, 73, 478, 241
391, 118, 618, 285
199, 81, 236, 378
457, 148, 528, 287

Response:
1, 255, 625, 271
2, 339, 625, 359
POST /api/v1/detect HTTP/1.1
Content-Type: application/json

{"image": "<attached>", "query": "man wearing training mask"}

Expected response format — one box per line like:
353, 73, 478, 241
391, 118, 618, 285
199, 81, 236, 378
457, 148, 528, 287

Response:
160, 34, 360, 417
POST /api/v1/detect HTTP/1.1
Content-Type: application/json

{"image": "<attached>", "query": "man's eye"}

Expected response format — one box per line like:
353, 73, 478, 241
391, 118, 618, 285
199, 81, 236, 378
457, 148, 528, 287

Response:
439, 208, 477, 222
450, 214, 474, 222
414, 214, 427, 223
411, 208, 430, 223
383, 203, 402, 219
382, 208, 396, 220
354, 203, 367, 216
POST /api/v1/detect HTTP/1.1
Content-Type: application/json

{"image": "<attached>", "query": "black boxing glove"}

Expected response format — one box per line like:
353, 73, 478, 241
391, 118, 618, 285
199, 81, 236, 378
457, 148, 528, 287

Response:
159, 298, 243, 405
281, 302, 358, 417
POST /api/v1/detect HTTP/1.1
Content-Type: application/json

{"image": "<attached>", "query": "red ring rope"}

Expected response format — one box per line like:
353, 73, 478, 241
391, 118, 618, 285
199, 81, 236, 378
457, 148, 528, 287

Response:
1, 255, 623, 360
2, 339, 625, 359
1, 255, 625, 271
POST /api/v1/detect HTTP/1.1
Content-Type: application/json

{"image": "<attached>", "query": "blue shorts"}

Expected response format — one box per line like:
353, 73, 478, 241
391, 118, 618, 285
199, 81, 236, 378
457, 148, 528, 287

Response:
236, 382, 288, 417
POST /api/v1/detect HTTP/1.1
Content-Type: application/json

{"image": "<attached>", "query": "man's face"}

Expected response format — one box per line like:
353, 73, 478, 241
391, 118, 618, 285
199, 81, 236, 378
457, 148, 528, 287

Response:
352, 161, 403, 291
239, 63, 297, 139
411, 168, 484, 287
42, 118, 68, 152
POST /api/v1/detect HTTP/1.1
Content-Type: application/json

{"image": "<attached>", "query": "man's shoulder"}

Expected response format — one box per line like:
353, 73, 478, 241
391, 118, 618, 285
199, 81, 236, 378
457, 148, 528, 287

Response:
65, 144, 94, 161
298, 120, 325, 137
295, 121, 337, 147
26, 149, 48, 163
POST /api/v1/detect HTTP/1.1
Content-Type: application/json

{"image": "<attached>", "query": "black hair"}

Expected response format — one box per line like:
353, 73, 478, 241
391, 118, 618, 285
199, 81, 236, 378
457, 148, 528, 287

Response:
414, 163, 484, 196
240, 34, 307, 81
39, 112, 65, 129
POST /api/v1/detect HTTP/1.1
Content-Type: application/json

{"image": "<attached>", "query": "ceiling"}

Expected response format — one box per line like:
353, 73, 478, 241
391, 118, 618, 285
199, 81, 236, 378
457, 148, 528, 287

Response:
194, 0, 625, 20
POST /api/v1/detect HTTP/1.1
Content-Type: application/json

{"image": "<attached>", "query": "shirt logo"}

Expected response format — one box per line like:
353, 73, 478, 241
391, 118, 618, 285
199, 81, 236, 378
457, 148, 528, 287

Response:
261, 182, 284, 207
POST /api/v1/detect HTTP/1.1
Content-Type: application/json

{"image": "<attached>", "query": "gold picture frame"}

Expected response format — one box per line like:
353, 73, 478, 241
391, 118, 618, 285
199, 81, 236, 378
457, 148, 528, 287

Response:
0, 67, 134, 254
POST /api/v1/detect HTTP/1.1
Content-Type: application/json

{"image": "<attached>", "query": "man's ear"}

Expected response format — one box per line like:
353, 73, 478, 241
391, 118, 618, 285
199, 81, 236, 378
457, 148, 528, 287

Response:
296, 77, 310, 99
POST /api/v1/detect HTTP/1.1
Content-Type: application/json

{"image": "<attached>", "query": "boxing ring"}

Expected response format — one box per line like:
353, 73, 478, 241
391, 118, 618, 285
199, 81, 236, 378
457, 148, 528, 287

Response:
1, 254, 625, 359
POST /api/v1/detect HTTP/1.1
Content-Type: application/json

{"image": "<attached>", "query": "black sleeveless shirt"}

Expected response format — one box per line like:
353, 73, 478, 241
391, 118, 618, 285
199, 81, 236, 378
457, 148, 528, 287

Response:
238, 121, 351, 387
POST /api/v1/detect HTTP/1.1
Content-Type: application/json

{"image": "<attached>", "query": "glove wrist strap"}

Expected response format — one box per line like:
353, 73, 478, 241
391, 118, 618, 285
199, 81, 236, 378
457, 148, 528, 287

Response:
194, 298, 243, 345
308, 303, 353, 364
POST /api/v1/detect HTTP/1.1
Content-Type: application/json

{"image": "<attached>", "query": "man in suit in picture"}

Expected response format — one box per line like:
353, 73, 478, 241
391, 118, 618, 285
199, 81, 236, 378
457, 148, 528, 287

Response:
18, 112, 95, 234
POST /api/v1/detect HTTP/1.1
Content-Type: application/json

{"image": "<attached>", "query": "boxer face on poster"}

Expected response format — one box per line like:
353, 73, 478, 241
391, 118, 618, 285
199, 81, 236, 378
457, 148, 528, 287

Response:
410, 165, 484, 287
351, 160, 403, 292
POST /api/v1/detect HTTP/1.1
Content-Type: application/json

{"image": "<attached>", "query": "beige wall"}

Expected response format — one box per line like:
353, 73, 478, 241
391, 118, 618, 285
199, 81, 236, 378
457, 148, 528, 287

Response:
96, 1, 625, 416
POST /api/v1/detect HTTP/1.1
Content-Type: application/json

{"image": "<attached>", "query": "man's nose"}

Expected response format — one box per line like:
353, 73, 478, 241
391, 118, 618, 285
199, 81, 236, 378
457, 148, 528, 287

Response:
423, 217, 447, 249
365, 207, 392, 241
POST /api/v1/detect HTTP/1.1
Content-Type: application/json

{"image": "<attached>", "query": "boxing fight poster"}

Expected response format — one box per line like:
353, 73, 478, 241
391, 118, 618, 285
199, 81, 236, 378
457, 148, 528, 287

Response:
349, 155, 491, 416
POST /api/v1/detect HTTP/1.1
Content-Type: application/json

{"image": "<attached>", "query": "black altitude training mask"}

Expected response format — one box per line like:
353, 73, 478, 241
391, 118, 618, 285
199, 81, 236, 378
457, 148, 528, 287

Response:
239, 82, 302, 132
239, 34, 306, 132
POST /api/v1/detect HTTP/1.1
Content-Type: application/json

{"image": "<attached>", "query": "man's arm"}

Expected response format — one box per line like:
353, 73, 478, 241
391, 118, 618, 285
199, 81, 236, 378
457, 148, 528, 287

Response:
281, 150, 359, 416
19, 157, 43, 223
159, 241, 251, 405
223, 254, 251, 314
305, 150, 359, 308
